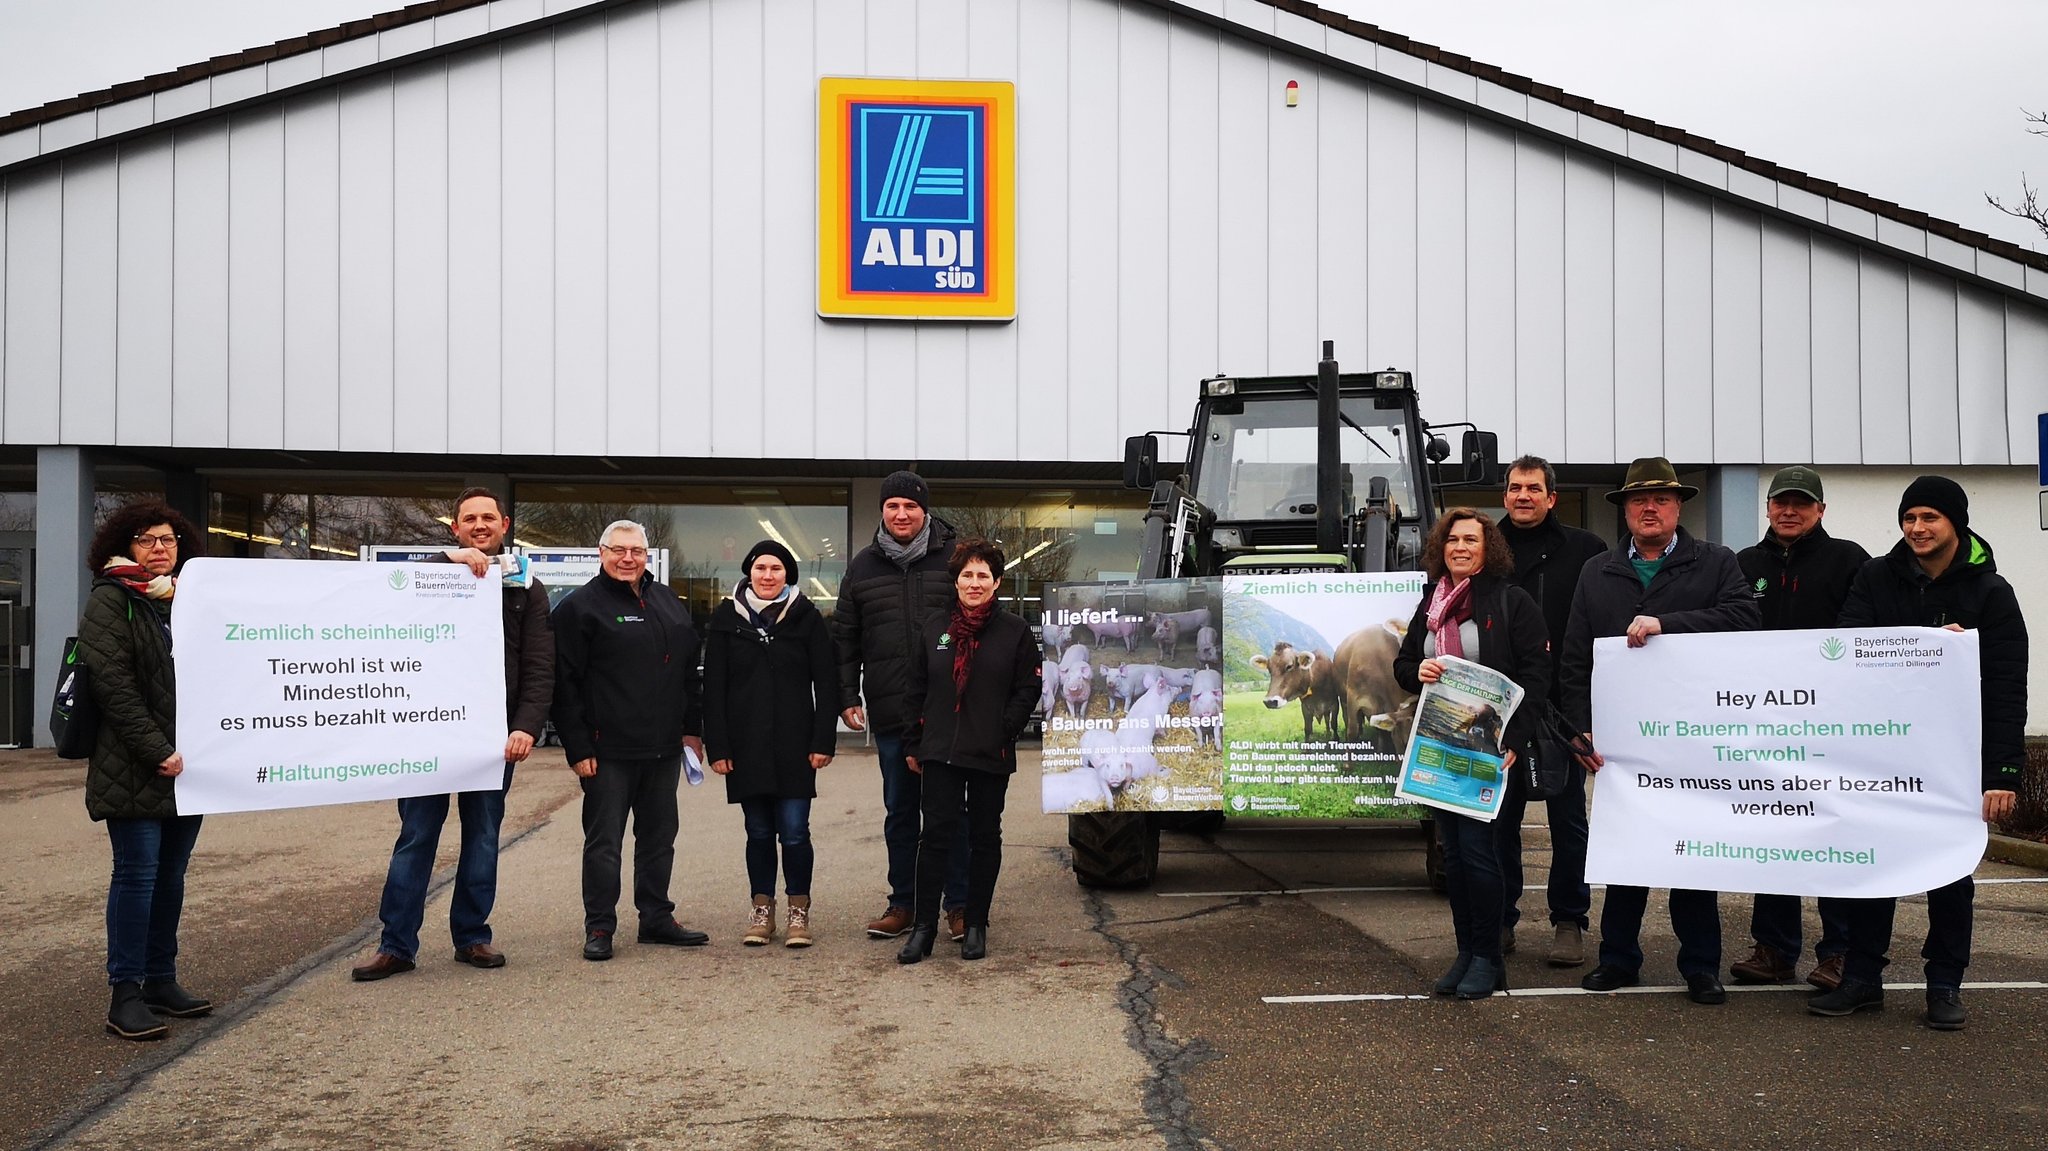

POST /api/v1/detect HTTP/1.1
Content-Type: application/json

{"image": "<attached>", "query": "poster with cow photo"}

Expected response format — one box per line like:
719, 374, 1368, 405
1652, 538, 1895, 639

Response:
1391, 655, 1526, 820
1220, 572, 1432, 819
1038, 578, 1226, 814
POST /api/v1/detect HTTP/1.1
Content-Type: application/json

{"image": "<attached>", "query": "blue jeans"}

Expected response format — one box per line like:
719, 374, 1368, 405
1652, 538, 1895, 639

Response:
1495, 761, 1591, 930
877, 735, 968, 911
105, 814, 204, 985
1436, 810, 1506, 963
376, 764, 512, 960
741, 796, 814, 897
1750, 893, 1851, 962
1598, 885, 1722, 978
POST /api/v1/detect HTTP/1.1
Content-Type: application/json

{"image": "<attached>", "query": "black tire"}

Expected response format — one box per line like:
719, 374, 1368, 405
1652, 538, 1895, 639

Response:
1069, 812, 1161, 888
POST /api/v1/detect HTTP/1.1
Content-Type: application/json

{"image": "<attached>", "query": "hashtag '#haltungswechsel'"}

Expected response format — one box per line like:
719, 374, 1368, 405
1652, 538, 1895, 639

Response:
255, 766, 268, 784
1673, 839, 1686, 856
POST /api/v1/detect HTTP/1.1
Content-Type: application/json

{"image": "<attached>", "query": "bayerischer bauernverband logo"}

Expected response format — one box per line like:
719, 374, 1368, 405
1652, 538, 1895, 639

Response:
818, 78, 1015, 321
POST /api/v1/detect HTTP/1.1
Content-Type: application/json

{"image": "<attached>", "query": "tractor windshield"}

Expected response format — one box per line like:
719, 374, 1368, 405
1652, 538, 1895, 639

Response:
1191, 395, 1421, 524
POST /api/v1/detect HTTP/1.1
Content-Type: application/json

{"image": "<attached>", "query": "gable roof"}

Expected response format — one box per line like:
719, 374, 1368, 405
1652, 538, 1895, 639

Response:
3, 0, 2043, 279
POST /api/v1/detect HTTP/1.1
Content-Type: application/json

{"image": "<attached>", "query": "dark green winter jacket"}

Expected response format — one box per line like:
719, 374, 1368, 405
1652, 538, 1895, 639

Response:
78, 579, 180, 821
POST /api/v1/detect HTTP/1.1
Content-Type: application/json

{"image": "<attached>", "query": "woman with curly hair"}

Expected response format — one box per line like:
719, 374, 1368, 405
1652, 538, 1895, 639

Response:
77, 499, 210, 1040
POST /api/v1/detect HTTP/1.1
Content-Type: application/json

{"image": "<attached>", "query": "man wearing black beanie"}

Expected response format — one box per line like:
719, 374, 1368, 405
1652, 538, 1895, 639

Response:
1813, 475, 2029, 1030
832, 471, 971, 940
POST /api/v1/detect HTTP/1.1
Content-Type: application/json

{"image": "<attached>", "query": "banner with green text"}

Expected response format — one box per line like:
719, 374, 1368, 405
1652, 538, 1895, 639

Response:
1585, 628, 1984, 898
171, 558, 508, 814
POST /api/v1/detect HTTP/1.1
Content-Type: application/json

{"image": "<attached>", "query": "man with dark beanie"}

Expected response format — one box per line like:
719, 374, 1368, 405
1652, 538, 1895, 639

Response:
1729, 466, 1871, 991
833, 471, 970, 939
1496, 456, 1608, 967
1812, 475, 2027, 1029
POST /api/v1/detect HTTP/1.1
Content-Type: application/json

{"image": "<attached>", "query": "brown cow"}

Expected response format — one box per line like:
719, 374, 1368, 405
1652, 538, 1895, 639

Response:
1331, 618, 1417, 752
1251, 642, 1340, 740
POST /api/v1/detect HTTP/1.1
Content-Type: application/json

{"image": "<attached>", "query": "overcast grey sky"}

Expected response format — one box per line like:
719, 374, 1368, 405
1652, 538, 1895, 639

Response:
2, 0, 2043, 252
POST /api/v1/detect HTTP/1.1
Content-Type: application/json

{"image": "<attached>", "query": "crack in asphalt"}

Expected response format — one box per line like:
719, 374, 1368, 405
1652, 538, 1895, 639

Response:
1061, 847, 1226, 1151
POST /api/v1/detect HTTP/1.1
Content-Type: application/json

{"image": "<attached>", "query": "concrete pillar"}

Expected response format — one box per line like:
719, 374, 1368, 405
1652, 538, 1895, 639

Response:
1704, 464, 1762, 549
848, 478, 883, 554
162, 467, 208, 538
34, 447, 95, 748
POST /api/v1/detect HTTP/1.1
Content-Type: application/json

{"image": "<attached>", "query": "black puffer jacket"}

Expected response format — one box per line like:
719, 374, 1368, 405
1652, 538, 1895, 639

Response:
1560, 527, 1761, 731
903, 609, 1043, 775
1393, 573, 1554, 759
79, 580, 179, 821
1839, 533, 2028, 790
833, 517, 959, 734
1501, 513, 1610, 701
550, 571, 703, 764
702, 591, 840, 802
1736, 524, 1870, 633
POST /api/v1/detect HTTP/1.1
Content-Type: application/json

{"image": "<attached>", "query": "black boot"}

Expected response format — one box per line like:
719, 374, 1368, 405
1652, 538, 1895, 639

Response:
896, 924, 938, 965
142, 979, 213, 1018
961, 926, 988, 961
106, 982, 168, 1041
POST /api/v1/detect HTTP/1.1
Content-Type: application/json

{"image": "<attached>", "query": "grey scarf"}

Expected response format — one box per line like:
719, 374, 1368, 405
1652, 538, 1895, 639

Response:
875, 518, 933, 569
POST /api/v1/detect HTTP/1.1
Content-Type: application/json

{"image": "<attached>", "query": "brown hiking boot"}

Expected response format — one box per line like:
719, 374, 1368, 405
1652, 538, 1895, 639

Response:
786, 895, 813, 948
1806, 954, 1845, 991
744, 896, 775, 946
946, 907, 968, 942
1547, 923, 1586, 967
1730, 943, 1796, 984
866, 905, 912, 939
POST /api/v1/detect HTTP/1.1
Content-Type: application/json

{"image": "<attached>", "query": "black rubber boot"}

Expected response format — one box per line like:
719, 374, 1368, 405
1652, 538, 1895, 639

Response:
106, 982, 168, 1041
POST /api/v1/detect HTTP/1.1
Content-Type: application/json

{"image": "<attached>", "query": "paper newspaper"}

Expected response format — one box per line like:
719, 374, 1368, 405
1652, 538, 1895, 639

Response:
1393, 654, 1525, 821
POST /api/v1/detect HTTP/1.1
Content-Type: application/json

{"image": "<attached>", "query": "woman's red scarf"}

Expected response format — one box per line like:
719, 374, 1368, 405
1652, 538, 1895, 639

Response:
101, 557, 175, 601
1425, 576, 1473, 659
949, 599, 995, 708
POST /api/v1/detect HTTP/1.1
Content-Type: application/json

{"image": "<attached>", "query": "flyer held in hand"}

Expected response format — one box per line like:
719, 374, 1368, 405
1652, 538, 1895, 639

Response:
171, 558, 508, 815
1584, 627, 1984, 898
1394, 655, 1525, 821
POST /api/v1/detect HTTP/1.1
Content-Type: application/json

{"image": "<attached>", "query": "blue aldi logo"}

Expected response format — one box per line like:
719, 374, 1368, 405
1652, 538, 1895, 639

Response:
819, 79, 1015, 321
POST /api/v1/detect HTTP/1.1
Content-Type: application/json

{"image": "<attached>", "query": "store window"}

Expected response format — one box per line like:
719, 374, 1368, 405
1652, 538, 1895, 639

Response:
927, 487, 1150, 625
208, 478, 467, 559
514, 483, 850, 624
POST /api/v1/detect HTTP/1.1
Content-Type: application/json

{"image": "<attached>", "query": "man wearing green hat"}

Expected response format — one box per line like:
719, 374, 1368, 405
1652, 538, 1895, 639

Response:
1561, 456, 1760, 1005
1728, 466, 1870, 991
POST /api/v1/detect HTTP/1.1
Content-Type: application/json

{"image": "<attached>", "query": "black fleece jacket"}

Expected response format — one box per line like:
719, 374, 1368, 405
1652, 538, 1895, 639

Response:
1838, 533, 2028, 791
1736, 524, 1870, 633
1501, 513, 1609, 701
550, 571, 703, 764
902, 609, 1044, 775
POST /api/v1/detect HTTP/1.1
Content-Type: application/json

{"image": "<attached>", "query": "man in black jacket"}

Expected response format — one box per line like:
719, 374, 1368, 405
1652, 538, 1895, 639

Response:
551, 519, 710, 960
1809, 476, 2028, 1030
1563, 457, 1761, 1005
1728, 466, 1870, 991
353, 488, 554, 981
833, 471, 970, 939
1496, 455, 1609, 967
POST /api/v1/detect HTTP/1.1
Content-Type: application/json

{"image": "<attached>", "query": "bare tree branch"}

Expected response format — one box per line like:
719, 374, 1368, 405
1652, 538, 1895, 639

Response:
1988, 108, 2048, 240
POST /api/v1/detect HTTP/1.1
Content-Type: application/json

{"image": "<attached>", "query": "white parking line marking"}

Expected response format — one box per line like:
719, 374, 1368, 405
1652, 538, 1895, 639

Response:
1263, 980, 2048, 1004
1976, 876, 2048, 884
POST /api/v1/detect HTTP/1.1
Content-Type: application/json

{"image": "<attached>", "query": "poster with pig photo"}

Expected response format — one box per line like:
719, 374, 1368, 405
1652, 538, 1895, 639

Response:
1038, 578, 1226, 813
1220, 572, 1432, 819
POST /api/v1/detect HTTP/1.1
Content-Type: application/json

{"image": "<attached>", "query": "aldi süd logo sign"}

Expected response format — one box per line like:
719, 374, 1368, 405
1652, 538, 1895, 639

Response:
818, 78, 1015, 321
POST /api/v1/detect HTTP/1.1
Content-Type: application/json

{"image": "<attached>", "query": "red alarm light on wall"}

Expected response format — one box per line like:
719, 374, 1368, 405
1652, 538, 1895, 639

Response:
1285, 79, 1299, 107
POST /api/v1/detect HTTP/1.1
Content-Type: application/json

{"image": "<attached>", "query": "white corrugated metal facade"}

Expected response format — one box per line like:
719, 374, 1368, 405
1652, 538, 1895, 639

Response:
4, 0, 2046, 467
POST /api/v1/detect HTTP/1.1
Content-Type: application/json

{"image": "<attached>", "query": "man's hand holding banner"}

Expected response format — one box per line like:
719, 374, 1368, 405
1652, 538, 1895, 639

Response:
1585, 627, 1984, 899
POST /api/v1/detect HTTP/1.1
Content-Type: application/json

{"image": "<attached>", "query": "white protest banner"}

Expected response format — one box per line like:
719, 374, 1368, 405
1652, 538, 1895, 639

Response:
1585, 628, 1983, 898
172, 558, 507, 815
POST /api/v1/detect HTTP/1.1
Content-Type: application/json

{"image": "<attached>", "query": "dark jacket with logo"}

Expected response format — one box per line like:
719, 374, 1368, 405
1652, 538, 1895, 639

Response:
833, 517, 960, 733
1560, 527, 1761, 731
1392, 572, 1554, 760
703, 591, 840, 802
428, 552, 555, 737
550, 571, 703, 764
79, 580, 180, 822
1736, 524, 1870, 634
903, 609, 1044, 775
1501, 513, 1610, 701
1838, 534, 2028, 790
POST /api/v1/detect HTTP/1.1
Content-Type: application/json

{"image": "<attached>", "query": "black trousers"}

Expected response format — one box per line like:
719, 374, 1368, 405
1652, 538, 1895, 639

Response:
579, 755, 682, 933
1841, 875, 1974, 989
913, 761, 1010, 929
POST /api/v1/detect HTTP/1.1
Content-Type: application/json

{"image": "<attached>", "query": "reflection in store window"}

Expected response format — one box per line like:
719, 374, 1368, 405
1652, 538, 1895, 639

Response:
928, 488, 1149, 624
208, 485, 464, 559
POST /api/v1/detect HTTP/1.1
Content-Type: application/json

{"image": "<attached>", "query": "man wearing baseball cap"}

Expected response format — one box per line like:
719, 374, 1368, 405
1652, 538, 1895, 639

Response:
1728, 467, 1871, 991
1813, 476, 2028, 1030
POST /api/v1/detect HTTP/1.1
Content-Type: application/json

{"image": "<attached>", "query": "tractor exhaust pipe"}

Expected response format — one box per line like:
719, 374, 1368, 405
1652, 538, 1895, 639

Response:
1315, 340, 1342, 556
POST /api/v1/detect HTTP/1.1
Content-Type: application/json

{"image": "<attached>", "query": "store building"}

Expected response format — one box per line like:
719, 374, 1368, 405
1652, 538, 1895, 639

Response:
3, 0, 2046, 744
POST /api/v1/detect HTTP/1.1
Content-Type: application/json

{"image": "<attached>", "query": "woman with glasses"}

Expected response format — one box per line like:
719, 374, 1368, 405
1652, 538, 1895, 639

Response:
895, 538, 1044, 964
702, 540, 839, 947
78, 501, 210, 1039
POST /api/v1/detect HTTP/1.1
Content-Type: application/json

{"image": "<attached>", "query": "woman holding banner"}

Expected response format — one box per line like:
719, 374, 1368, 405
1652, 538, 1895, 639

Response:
1394, 508, 1552, 999
703, 540, 840, 948
78, 500, 211, 1040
